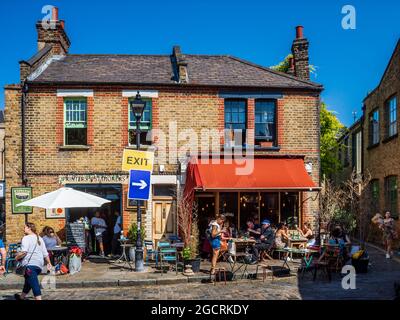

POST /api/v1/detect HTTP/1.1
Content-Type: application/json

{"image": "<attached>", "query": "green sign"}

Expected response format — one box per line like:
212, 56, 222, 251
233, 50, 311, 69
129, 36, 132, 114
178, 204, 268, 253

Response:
11, 187, 33, 214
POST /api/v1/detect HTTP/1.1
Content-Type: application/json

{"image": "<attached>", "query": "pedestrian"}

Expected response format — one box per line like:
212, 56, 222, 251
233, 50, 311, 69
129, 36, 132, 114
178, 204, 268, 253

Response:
111, 211, 122, 257
91, 211, 107, 257
382, 211, 396, 259
14, 222, 52, 300
206, 214, 226, 275
0, 237, 6, 275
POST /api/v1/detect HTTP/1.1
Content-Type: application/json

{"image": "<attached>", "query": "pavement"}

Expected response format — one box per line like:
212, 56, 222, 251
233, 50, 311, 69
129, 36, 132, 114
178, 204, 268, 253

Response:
0, 243, 399, 300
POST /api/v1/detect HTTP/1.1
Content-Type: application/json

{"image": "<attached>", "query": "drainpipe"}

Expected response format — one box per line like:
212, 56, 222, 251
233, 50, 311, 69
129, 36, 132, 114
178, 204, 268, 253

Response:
21, 81, 28, 223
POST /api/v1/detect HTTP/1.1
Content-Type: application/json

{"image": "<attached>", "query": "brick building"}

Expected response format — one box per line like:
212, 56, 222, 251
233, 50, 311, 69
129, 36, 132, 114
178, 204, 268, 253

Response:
362, 40, 400, 217
4, 8, 323, 247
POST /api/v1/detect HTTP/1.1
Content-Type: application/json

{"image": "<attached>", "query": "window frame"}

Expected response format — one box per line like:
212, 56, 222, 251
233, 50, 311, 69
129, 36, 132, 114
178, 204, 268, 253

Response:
128, 98, 152, 146
386, 95, 397, 138
224, 99, 247, 147
370, 179, 379, 202
254, 99, 277, 146
385, 175, 398, 216
369, 108, 380, 146
63, 97, 88, 146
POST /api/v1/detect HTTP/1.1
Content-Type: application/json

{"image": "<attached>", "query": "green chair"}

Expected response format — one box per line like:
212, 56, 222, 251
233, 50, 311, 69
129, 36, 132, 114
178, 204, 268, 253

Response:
159, 247, 178, 275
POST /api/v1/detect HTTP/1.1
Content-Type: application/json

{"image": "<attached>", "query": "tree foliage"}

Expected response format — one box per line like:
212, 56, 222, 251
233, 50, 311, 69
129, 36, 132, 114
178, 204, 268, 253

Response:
271, 54, 293, 72
320, 102, 345, 177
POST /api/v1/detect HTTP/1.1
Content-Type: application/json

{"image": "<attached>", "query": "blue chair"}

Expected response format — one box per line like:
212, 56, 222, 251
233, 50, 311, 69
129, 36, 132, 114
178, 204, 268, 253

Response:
168, 235, 181, 243
144, 240, 157, 265
6, 243, 20, 273
159, 247, 179, 275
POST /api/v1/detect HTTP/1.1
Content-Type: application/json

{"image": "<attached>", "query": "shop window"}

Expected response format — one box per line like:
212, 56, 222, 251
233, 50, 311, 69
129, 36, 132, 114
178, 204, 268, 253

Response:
280, 192, 299, 227
255, 100, 276, 146
129, 98, 152, 146
385, 176, 398, 216
239, 193, 259, 231
64, 98, 87, 145
153, 184, 175, 197
224, 99, 247, 147
219, 192, 239, 229
386, 95, 397, 138
369, 109, 379, 146
260, 192, 279, 225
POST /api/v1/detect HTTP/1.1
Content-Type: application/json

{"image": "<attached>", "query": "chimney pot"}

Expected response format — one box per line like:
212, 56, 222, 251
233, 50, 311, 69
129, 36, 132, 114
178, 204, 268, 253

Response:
52, 7, 59, 21
296, 25, 304, 39
60, 20, 65, 29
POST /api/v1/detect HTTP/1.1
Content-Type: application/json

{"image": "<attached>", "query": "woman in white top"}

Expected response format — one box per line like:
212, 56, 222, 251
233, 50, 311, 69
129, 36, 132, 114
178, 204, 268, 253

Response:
15, 222, 52, 300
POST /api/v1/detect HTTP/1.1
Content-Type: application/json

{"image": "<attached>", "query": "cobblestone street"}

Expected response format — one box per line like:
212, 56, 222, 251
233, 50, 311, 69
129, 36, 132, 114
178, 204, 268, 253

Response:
1, 244, 399, 300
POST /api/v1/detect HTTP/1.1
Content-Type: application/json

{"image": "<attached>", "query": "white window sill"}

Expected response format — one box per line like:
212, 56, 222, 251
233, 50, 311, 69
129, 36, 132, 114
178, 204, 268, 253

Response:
58, 145, 90, 151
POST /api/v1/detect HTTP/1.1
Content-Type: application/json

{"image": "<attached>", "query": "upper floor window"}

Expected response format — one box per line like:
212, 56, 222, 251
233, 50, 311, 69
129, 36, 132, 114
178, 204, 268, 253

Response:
385, 175, 398, 217
224, 99, 247, 147
129, 98, 152, 146
369, 109, 379, 146
352, 131, 362, 174
386, 95, 397, 138
255, 100, 276, 146
64, 98, 87, 145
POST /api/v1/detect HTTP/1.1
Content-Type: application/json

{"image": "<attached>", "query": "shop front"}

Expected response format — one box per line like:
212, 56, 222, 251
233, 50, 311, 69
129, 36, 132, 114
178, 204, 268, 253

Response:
185, 156, 319, 234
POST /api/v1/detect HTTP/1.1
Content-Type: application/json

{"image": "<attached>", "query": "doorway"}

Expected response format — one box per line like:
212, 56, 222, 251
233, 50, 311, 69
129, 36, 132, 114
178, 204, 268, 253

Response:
152, 200, 175, 242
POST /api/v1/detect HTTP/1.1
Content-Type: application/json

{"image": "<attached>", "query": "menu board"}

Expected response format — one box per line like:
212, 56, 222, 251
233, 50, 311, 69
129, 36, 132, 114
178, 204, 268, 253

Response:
66, 222, 85, 249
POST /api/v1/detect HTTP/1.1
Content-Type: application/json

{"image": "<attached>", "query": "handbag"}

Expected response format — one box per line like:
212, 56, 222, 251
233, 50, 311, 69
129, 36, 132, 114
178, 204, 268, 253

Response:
15, 241, 37, 276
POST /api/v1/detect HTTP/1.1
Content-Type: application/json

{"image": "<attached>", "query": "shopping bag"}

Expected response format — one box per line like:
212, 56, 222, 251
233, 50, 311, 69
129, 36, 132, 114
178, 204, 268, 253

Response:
228, 241, 236, 255
68, 254, 82, 275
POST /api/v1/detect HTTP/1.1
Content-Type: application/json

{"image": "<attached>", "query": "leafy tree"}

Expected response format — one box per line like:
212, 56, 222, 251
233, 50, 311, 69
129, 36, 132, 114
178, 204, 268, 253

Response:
320, 103, 345, 177
271, 54, 293, 72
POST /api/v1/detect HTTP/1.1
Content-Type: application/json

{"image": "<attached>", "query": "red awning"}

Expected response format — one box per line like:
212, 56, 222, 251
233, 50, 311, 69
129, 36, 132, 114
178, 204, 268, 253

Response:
184, 158, 318, 196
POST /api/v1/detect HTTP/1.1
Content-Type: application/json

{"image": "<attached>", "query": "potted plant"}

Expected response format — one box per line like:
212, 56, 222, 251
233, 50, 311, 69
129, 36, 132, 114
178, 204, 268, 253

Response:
182, 211, 201, 273
127, 223, 146, 262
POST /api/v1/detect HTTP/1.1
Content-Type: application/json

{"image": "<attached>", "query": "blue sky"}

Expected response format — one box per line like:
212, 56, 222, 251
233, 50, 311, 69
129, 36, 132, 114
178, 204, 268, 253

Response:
0, 0, 399, 126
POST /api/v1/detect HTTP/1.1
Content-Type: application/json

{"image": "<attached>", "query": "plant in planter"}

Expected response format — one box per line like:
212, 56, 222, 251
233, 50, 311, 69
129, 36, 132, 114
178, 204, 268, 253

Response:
127, 223, 146, 262
177, 190, 201, 274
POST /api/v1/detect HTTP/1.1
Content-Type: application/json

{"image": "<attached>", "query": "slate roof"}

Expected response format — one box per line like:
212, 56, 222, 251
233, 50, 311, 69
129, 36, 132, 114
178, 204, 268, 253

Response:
29, 53, 322, 90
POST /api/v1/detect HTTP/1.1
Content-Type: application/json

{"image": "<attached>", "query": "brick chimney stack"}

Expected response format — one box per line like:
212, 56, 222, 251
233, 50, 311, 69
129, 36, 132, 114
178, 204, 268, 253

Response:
172, 46, 189, 84
291, 26, 310, 80
36, 6, 70, 55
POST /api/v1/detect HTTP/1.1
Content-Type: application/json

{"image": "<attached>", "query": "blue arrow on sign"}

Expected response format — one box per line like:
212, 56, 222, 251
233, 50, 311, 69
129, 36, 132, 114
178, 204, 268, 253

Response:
128, 169, 151, 200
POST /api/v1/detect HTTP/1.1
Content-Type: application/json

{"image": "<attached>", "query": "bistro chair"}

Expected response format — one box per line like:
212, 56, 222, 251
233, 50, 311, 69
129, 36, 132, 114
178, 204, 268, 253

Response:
155, 240, 171, 268
167, 235, 181, 244
159, 247, 179, 275
5, 243, 20, 273
144, 240, 157, 265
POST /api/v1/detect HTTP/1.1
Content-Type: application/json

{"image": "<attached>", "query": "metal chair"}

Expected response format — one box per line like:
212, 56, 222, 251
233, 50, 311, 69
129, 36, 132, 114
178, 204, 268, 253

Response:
144, 240, 157, 265
159, 247, 179, 275
155, 240, 171, 268
167, 235, 181, 244
6, 243, 20, 273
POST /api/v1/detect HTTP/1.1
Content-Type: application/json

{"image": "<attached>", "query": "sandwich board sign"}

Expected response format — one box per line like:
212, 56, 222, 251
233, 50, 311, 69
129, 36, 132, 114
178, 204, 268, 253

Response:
122, 149, 154, 172
128, 170, 151, 201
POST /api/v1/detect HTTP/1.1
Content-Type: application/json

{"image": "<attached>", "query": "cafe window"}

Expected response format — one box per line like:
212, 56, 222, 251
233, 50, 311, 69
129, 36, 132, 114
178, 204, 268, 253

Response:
280, 192, 299, 228
260, 192, 279, 225
385, 176, 398, 216
129, 98, 152, 146
255, 100, 276, 146
386, 95, 397, 138
369, 109, 380, 146
64, 98, 87, 145
224, 99, 247, 147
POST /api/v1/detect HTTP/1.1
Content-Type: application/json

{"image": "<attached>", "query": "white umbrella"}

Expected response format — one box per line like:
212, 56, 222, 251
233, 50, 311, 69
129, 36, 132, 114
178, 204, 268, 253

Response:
16, 187, 111, 209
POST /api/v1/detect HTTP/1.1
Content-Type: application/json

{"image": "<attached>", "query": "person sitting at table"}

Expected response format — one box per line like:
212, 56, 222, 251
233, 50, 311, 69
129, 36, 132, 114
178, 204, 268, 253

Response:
42, 227, 62, 250
275, 223, 289, 249
251, 219, 275, 263
297, 222, 315, 247
245, 220, 261, 240
329, 225, 351, 261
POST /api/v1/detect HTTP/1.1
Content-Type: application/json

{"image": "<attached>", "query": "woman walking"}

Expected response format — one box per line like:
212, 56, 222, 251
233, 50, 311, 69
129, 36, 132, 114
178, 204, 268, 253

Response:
382, 211, 396, 259
14, 222, 52, 300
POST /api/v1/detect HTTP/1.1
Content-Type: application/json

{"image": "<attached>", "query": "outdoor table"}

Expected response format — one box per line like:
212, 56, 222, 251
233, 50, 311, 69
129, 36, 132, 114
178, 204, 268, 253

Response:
48, 246, 69, 266
276, 247, 320, 272
113, 239, 134, 270
288, 237, 308, 249
226, 238, 256, 280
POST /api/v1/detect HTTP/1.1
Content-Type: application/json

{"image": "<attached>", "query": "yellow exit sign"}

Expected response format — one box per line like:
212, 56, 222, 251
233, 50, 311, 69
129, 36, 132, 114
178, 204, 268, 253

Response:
122, 149, 154, 172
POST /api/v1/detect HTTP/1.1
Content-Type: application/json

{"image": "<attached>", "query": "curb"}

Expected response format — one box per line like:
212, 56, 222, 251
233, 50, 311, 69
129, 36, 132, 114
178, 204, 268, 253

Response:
0, 270, 279, 291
